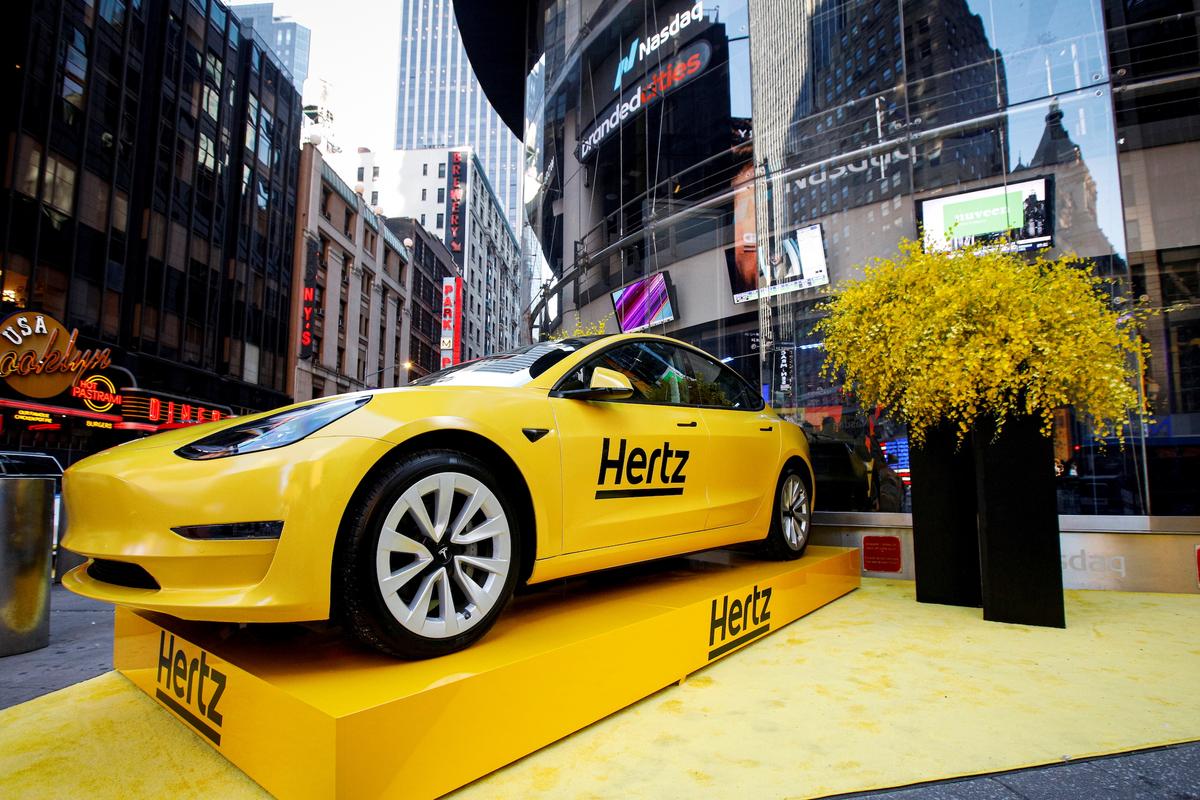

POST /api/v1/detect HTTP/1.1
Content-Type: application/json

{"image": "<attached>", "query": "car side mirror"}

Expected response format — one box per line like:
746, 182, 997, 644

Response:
559, 367, 635, 401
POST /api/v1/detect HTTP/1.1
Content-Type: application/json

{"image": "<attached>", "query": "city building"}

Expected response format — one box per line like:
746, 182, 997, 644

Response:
0, 0, 303, 465
457, 0, 1200, 521
384, 217, 459, 379
291, 144, 412, 401
358, 147, 524, 359
301, 77, 342, 155
395, 0, 522, 227
229, 2, 311, 88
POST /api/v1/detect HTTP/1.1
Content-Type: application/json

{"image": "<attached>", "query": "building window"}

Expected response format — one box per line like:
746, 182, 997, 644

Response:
436, 213, 444, 228
420, 213, 426, 225
371, 191, 378, 205
437, 163, 446, 178
357, 167, 365, 181
422, 163, 428, 176
437, 187, 445, 203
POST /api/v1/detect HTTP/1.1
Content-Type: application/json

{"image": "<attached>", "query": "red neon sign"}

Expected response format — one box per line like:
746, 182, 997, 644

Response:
444, 150, 466, 265
440, 277, 463, 368
301, 285, 316, 355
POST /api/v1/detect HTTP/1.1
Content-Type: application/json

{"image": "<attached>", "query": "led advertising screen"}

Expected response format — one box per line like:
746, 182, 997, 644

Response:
611, 272, 676, 332
918, 177, 1053, 253
726, 223, 830, 304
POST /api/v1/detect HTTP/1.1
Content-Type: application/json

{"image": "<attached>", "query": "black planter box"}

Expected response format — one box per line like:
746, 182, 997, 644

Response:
910, 416, 1065, 627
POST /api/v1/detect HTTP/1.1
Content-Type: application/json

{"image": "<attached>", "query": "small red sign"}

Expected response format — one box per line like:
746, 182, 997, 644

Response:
862, 535, 902, 573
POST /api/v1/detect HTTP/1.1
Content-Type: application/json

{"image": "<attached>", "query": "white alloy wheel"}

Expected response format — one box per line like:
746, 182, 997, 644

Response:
780, 473, 811, 551
374, 471, 512, 639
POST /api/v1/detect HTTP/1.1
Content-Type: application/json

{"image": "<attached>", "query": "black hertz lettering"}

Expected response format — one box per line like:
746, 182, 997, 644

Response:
156, 631, 226, 744
707, 584, 772, 660
596, 437, 688, 498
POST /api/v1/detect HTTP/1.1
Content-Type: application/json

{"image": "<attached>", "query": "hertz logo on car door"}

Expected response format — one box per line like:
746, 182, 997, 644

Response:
595, 437, 689, 499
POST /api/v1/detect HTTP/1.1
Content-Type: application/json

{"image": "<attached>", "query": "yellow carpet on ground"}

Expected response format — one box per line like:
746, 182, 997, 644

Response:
2, 579, 1198, 799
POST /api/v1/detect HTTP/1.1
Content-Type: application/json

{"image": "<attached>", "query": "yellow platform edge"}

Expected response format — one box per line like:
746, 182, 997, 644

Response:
112, 546, 860, 800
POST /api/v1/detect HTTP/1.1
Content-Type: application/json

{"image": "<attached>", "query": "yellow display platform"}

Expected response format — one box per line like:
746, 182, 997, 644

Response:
110, 546, 860, 800
4, 577, 1199, 800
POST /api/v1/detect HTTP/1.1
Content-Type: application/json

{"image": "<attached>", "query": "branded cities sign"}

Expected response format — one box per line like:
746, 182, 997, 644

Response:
0, 312, 113, 399
439, 277, 463, 370
611, 1, 705, 91
579, 39, 712, 161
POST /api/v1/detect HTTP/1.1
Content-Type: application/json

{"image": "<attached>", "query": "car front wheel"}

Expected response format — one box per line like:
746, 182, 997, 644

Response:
763, 466, 812, 560
338, 450, 520, 658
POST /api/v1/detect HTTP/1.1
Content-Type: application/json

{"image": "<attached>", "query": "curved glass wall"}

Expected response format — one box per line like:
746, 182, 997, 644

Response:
523, 0, 1200, 516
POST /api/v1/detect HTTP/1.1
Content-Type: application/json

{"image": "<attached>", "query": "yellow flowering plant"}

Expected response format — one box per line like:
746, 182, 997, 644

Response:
816, 237, 1148, 446
547, 314, 611, 341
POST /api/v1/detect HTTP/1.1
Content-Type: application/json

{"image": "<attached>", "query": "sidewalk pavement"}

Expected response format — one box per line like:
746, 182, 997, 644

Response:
1, 586, 1196, 799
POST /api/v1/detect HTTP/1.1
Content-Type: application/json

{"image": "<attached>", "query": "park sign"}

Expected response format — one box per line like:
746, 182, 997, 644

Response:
0, 311, 113, 399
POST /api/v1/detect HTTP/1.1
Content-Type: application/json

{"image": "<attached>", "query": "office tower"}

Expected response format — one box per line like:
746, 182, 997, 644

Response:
0, 0, 303, 463
394, 0, 521, 229
230, 2, 311, 88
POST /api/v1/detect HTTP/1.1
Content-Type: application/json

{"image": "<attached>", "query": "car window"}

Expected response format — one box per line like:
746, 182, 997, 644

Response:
558, 341, 695, 405
683, 350, 762, 410
411, 337, 606, 387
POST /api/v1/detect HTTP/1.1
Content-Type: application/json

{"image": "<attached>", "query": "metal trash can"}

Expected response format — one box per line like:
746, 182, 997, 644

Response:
0, 477, 55, 656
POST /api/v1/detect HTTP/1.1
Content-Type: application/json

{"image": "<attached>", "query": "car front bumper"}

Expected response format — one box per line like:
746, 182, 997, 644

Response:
61, 434, 394, 622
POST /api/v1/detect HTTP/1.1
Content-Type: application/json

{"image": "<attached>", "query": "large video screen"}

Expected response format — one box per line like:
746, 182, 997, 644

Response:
918, 177, 1053, 253
611, 272, 676, 332
726, 223, 830, 304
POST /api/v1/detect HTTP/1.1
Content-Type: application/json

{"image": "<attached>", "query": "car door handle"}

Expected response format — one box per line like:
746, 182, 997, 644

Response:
677, 421, 697, 427
760, 426, 774, 432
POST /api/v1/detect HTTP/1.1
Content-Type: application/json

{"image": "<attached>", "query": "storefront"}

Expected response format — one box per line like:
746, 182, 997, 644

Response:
451, 0, 1200, 592
0, 311, 232, 466
459, 0, 1200, 585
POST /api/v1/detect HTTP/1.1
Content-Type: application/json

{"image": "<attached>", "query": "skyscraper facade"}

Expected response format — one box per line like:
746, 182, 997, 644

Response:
0, 0, 303, 465
230, 2, 311, 88
394, 0, 522, 228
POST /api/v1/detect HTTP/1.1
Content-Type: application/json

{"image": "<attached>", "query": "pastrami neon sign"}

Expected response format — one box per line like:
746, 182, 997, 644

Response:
579, 40, 711, 161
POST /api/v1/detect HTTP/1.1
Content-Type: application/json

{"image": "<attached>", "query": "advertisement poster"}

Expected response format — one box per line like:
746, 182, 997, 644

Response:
919, 177, 1053, 253
611, 273, 675, 332
727, 224, 830, 304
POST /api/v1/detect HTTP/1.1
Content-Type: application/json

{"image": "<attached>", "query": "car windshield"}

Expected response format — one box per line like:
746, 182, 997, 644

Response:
411, 337, 608, 388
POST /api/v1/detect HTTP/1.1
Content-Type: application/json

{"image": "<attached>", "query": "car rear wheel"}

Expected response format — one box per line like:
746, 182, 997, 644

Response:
338, 450, 520, 658
762, 467, 811, 560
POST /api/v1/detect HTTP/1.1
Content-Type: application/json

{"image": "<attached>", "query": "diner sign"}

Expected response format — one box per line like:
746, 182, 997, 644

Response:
0, 312, 113, 399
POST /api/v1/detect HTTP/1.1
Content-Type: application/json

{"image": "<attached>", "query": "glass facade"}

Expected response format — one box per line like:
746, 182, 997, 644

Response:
0, 0, 303, 465
524, 0, 1200, 517
396, 0, 524, 227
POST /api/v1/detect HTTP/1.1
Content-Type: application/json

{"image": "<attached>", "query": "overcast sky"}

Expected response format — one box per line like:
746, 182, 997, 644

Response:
233, 0, 404, 159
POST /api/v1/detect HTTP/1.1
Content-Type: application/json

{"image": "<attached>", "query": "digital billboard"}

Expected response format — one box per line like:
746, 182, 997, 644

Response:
726, 223, 829, 304
918, 177, 1053, 253
611, 272, 676, 332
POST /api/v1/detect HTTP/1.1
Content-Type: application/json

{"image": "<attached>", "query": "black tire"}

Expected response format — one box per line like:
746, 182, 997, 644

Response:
337, 449, 522, 659
762, 464, 812, 560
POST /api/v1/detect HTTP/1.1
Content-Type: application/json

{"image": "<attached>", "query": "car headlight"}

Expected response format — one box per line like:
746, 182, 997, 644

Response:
175, 396, 370, 460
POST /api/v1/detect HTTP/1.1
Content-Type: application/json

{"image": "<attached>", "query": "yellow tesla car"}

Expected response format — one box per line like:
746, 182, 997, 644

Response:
63, 334, 815, 658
